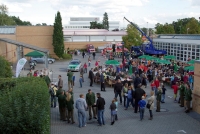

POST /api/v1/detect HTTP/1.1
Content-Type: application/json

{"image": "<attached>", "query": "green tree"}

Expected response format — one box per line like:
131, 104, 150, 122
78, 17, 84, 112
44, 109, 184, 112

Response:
102, 12, 109, 30
90, 21, 103, 29
155, 23, 175, 34
52, 11, 64, 58
11, 16, 32, 25
186, 17, 200, 34
122, 24, 142, 49
0, 56, 12, 78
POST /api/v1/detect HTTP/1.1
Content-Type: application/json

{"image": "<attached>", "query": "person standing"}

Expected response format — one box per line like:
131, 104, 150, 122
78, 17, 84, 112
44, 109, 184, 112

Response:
75, 94, 87, 128
96, 93, 105, 126
82, 51, 85, 58
89, 68, 94, 87
50, 83, 58, 108
80, 66, 84, 82
154, 77, 160, 96
110, 99, 116, 125
66, 93, 75, 124
114, 79, 123, 105
134, 74, 142, 89
184, 83, 192, 113
161, 84, 166, 103
147, 91, 155, 120
86, 89, 97, 120
114, 98, 118, 121
138, 96, 146, 121
88, 56, 91, 67
172, 82, 179, 102
156, 87, 162, 112
83, 63, 88, 73
134, 84, 146, 113
93, 52, 96, 60
179, 82, 185, 107
125, 85, 134, 110
122, 83, 128, 107
67, 70, 73, 90
58, 91, 67, 121
58, 75, 63, 88
79, 75, 83, 88
100, 72, 106, 91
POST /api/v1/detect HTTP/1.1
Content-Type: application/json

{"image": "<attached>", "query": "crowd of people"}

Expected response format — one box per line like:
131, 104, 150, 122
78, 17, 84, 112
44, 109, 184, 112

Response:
48, 51, 194, 128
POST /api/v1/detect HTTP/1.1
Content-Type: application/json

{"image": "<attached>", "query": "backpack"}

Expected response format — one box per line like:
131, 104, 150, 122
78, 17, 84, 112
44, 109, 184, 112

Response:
49, 87, 55, 96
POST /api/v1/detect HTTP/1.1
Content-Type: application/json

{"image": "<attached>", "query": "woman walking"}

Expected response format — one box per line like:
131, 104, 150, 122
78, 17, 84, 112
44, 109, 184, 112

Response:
124, 86, 134, 110
66, 93, 75, 124
110, 99, 116, 125
147, 91, 155, 120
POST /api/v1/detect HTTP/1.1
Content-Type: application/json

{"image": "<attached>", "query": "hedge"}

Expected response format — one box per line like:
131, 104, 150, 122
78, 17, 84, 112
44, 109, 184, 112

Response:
0, 77, 50, 134
0, 56, 12, 78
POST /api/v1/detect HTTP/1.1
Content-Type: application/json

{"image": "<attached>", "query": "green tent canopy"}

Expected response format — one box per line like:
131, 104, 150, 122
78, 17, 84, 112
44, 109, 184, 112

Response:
184, 66, 194, 71
187, 60, 195, 65
105, 60, 120, 65
138, 55, 151, 59
156, 59, 171, 65
164, 55, 176, 60
25, 50, 45, 57
146, 56, 158, 61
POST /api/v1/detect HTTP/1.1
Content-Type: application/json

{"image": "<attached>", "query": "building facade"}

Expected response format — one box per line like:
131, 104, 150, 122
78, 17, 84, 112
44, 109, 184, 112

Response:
64, 17, 120, 31
153, 35, 200, 62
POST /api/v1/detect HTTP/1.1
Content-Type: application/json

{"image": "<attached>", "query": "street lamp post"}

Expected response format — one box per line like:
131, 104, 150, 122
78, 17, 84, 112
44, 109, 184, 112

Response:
187, 28, 190, 34
121, 41, 124, 71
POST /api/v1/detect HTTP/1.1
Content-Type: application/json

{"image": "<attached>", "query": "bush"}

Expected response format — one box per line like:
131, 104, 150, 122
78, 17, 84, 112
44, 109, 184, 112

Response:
0, 56, 12, 78
0, 77, 50, 134
62, 53, 72, 60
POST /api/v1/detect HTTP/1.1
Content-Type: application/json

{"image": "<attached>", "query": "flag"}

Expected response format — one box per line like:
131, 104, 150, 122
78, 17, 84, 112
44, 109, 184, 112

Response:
16, 58, 27, 77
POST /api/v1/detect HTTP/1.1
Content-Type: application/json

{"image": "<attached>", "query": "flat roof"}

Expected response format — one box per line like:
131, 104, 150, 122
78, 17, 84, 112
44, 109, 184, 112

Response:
0, 26, 16, 34
153, 38, 200, 45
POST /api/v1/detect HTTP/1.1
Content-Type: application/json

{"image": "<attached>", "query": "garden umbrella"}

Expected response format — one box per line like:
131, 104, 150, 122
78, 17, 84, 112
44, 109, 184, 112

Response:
156, 59, 171, 65
146, 56, 158, 61
184, 66, 194, 71
187, 60, 195, 65
138, 55, 151, 59
164, 55, 176, 60
105, 60, 120, 65
25, 50, 44, 57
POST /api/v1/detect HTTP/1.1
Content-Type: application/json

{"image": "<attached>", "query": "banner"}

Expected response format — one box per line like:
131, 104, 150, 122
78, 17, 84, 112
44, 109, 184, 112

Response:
16, 58, 27, 78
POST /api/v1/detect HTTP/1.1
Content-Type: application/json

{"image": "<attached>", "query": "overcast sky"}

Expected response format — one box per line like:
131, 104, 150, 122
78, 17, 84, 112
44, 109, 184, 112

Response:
1, 0, 200, 28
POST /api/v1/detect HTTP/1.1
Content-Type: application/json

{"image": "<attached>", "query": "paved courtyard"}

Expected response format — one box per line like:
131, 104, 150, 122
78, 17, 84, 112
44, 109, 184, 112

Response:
21, 53, 200, 134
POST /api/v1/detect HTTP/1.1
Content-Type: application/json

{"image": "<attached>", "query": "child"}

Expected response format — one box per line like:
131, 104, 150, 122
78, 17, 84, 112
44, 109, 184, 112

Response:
79, 75, 83, 88
172, 82, 179, 102
138, 96, 146, 121
114, 98, 118, 121
150, 81, 156, 91
110, 99, 116, 125
161, 84, 166, 103
88, 56, 91, 67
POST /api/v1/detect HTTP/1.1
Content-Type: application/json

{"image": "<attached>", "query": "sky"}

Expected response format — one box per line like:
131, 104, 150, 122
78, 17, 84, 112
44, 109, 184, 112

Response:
0, 0, 200, 28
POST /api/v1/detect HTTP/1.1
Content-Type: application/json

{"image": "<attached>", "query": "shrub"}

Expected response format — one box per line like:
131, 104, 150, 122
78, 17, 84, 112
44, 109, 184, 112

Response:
0, 56, 12, 78
62, 53, 72, 60
0, 77, 50, 134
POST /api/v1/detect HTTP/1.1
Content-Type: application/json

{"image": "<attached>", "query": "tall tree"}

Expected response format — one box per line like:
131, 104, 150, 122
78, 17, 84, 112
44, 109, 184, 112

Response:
186, 17, 200, 34
0, 4, 8, 25
102, 12, 109, 30
11, 16, 32, 25
52, 11, 64, 58
122, 24, 142, 49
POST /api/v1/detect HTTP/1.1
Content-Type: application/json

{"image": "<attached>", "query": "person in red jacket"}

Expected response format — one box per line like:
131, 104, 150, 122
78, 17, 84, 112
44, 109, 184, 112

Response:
172, 82, 179, 102
183, 73, 189, 84
154, 77, 160, 96
83, 63, 87, 73
95, 61, 99, 67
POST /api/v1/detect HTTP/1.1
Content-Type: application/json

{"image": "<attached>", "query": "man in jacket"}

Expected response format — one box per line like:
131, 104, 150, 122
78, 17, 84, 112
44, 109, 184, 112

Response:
58, 91, 66, 121
80, 66, 84, 82
58, 75, 63, 88
75, 94, 87, 128
86, 89, 97, 120
96, 93, 105, 126
114, 79, 123, 104
67, 70, 73, 90
100, 72, 106, 91
134, 74, 141, 89
184, 83, 192, 113
179, 82, 185, 107
89, 68, 94, 87
134, 84, 146, 113
156, 87, 162, 112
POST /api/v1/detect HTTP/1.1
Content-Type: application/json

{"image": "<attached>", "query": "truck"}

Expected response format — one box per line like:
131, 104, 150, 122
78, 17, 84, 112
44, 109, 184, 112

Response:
87, 44, 96, 53
124, 17, 167, 55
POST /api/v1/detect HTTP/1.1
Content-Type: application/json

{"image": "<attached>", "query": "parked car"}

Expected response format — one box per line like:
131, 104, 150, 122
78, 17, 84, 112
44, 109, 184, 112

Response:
67, 59, 81, 71
30, 57, 55, 64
